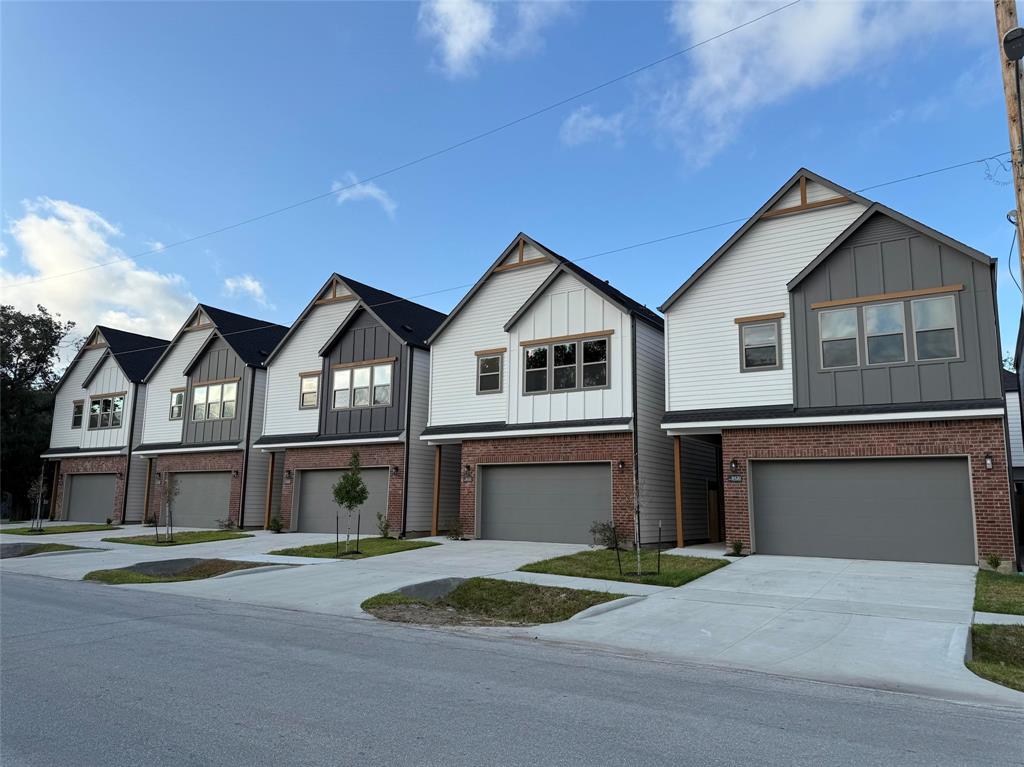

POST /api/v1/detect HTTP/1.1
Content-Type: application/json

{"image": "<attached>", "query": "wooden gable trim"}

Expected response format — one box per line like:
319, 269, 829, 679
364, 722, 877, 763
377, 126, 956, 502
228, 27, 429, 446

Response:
313, 276, 356, 305
182, 323, 214, 333
760, 195, 852, 220
314, 294, 356, 306
734, 312, 785, 324
519, 329, 615, 347
799, 176, 807, 206
474, 347, 507, 357
330, 356, 397, 371
810, 284, 964, 311
493, 257, 550, 274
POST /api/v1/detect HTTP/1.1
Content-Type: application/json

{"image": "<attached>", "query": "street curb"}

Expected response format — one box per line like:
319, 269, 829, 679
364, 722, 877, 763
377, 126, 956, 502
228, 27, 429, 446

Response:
212, 564, 297, 579
570, 595, 645, 621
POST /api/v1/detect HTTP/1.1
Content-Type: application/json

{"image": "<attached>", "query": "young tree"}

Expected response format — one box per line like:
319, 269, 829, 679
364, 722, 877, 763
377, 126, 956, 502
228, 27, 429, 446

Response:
0, 305, 76, 519
162, 474, 181, 544
332, 451, 368, 556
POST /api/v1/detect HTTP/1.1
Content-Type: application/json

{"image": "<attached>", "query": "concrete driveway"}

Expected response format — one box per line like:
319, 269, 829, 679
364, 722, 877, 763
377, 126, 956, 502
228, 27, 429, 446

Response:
526, 554, 1024, 707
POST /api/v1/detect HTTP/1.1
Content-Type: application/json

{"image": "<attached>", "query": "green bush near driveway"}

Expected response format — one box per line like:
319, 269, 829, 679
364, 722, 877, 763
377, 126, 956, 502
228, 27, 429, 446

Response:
3, 524, 120, 535
84, 559, 265, 585
362, 577, 623, 626
974, 570, 1024, 615
268, 537, 439, 559
102, 531, 253, 546
519, 549, 727, 588
966, 624, 1024, 693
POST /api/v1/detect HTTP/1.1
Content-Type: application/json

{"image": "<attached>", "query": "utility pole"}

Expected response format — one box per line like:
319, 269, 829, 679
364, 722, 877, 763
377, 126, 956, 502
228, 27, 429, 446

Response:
995, 0, 1024, 282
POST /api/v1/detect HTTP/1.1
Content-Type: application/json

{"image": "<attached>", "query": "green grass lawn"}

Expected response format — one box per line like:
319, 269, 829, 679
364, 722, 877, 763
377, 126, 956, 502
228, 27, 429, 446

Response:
84, 559, 264, 585
268, 537, 440, 559
102, 531, 253, 546
362, 577, 622, 625
974, 570, 1024, 615
519, 549, 728, 588
2, 524, 120, 535
966, 624, 1024, 692
3, 543, 83, 558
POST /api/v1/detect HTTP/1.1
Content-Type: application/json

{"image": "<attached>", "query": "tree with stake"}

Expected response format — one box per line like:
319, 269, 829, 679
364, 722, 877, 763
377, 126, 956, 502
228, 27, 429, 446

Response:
332, 452, 368, 557
27, 469, 46, 533
163, 474, 180, 544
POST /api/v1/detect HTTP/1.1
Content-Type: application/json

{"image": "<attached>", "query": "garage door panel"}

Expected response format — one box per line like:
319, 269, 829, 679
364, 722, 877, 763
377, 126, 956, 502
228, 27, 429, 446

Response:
751, 458, 974, 565
480, 463, 610, 544
171, 472, 230, 528
67, 474, 116, 523
296, 468, 388, 533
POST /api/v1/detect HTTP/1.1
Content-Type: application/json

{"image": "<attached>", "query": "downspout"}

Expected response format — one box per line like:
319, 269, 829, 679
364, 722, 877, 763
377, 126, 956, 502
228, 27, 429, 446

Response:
238, 367, 257, 528
630, 316, 641, 547
120, 382, 140, 524
401, 347, 413, 538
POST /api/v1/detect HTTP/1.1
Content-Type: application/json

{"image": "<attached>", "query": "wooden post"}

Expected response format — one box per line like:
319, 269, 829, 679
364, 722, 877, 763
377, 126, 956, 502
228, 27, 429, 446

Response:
48, 461, 60, 521
673, 436, 684, 548
263, 451, 276, 530
431, 445, 442, 536
995, 0, 1024, 281
141, 458, 153, 524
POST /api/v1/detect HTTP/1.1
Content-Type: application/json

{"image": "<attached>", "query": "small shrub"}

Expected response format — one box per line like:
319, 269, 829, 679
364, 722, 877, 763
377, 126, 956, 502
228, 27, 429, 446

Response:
105, 517, 113, 526
216, 518, 237, 531
446, 514, 464, 541
730, 540, 744, 556
589, 520, 619, 550
268, 516, 283, 534
376, 511, 391, 539
986, 552, 1002, 571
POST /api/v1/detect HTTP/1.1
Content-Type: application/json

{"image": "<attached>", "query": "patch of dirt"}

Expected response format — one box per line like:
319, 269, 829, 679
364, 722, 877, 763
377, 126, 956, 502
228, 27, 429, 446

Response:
364, 603, 532, 627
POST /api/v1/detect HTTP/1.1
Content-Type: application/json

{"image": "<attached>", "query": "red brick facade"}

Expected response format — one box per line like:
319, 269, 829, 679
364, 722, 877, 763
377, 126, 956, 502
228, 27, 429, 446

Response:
278, 443, 406, 532
145, 451, 244, 526
720, 418, 1016, 562
458, 431, 635, 539
52, 455, 128, 522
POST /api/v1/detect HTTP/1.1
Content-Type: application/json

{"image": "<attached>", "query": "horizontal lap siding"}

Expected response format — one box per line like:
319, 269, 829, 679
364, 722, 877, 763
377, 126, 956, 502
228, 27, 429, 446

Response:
634, 320, 674, 543
49, 346, 105, 449
242, 368, 270, 528
405, 348, 434, 533
141, 330, 209, 445
1006, 395, 1024, 467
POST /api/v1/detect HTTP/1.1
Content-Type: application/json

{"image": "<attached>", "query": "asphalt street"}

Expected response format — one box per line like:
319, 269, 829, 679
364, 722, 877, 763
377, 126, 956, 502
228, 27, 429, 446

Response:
2, 572, 1021, 767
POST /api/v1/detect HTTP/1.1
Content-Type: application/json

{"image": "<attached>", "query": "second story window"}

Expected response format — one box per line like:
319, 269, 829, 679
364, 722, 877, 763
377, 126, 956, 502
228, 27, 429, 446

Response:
819, 308, 859, 369
88, 394, 124, 430
169, 389, 184, 420
739, 322, 780, 371
331, 362, 393, 409
524, 346, 548, 393
299, 373, 320, 409
912, 295, 958, 361
864, 303, 906, 364
192, 381, 237, 422
477, 354, 502, 393
523, 337, 610, 394
71, 400, 84, 429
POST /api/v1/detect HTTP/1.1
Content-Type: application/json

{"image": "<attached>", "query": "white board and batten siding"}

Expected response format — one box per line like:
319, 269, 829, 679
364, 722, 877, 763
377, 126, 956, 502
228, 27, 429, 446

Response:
243, 368, 271, 528
633, 320, 675, 543
405, 348, 436, 533
81, 355, 133, 450
140, 329, 211, 445
664, 196, 867, 413
1007, 395, 1024, 467
263, 299, 357, 436
428, 250, 557, 427
49, 346, 106, 449
508, 271, 633, 425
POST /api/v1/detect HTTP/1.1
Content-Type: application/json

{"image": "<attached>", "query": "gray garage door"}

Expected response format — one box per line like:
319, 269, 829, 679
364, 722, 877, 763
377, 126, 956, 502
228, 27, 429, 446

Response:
296, 468, 389, 533
66, 474, 116, 523
751, 458, 975, 564
170, 472, 231, 529
479, 463, 611, 544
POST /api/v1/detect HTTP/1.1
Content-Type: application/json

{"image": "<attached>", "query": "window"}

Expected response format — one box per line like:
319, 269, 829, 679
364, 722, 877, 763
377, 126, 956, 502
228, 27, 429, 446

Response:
912, 295, 958, 361
87, 394, 124, 430
299, 374, 320, 409
819, 308, 859, 369
169, 390, 185, 420
71, 400, 84, 429
477, 354, 502, 394
523, 337, 610, 394
331, 363, 393, 409
191, 381, 237, 421
739, 322, 780, 371
864, 303, 906, 365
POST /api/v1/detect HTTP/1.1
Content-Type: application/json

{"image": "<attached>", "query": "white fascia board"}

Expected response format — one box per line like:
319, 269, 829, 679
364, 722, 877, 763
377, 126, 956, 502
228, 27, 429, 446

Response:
134, 443, 242, 456
421, 421, 633, 444
662, 408, 1006, 435
42, 449, 125, 459
258, 434, 405, 451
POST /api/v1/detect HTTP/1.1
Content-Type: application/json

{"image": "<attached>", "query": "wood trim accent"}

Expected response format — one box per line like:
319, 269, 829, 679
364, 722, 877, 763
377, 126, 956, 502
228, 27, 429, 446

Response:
431, 445, 441, 536
89, 390, 128, 400
141, 458, 153, 524
263, 451, 276, 530
474, 347, 507, 357
519, 329, 615, 347
329, 356, 397, 370
760, 196, 850, 220
673, 436, 684, 548
493, 257, 550, 274
799, 176, 807, 206
314, 294, 356, 306
518, 239, 525, 263
183, 323, 214, 333
734, 312, 785, 325
810, 284, 963, 310
192, 376, 241, 387
298, 370, 322, 378
169, 386, 186, 393
81, 343, 108, 350
48, 461, 61, 521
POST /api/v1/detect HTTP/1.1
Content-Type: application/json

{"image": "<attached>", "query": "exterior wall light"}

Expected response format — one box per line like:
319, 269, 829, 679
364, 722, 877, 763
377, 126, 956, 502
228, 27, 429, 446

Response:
462, 464, 473, 484
984, 453, 994, 470
729, 458, 739, 473
617, 460, 626, 471
284, 470, 293, 484
391, 465, 400, 476
231, 469, 240, 479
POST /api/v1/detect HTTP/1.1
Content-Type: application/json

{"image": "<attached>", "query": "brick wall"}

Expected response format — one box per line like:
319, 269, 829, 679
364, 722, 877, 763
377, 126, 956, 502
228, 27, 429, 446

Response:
278, 444, 406, 533
721, 418, 1016, 563
146, 451, 244, 526
458, 431, 635, 540
52, 455, 129, 522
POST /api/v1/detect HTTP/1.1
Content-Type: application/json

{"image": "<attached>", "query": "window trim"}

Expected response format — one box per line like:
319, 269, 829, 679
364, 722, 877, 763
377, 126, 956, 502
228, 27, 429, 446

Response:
738, 318, 782, 373
298, 372, 320, 410
86, 392, 126, 431
329, 361, 394, 411
863, 301, 908, 366
71, 400, 84, 429
521, 336, 611, 396
818, 307, 861, 371
911, 294, 960, 362
191, 379, 239, 422
475, 353, 503, 395
169, 388, 185, 420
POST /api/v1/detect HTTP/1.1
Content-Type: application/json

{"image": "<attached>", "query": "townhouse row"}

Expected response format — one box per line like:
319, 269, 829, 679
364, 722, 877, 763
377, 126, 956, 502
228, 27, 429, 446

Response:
44, 169, 1021, 570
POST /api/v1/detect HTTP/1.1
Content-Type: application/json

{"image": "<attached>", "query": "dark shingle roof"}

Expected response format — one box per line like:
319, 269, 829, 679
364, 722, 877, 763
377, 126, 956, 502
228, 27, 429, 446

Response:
96, 326, 169, 383
557, 259, 663, 329
340, 276, 447, 348
1003, 368, 1019, 393
198, 304, 289, 367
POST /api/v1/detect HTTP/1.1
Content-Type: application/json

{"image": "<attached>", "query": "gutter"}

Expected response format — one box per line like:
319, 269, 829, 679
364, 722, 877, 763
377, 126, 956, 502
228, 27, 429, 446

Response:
134, 444, 242, 456
256, 434, 405, 451
662, 408, 1007, 434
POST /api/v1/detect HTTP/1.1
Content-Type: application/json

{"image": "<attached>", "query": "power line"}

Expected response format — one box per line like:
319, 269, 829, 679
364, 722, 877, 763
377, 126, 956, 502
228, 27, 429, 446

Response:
4, 0, 803, 291
87, 151, 1011, 360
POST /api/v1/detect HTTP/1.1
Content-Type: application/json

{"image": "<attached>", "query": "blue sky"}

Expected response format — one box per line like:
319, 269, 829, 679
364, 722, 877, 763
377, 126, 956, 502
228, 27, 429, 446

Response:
2, 1, 1021, 360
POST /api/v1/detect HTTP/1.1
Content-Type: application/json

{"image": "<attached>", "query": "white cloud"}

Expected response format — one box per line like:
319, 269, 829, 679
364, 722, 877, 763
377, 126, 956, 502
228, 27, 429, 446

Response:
657, 0, 987, 164
332, 172, 398, 219
0, 198, 197, 359
418, 0, 570, 77
560, 106, 626, 147
223, 274, 273, 309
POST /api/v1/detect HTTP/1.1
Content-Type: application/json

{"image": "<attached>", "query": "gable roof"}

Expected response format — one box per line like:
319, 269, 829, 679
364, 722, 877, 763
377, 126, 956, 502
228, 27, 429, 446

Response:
1002, 367, 1019, 393
658, 169, 871, 313
56, 326, 169, 393
198, 304, 288, 367
504, 260, 662, 332
786, 203, 993, 292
